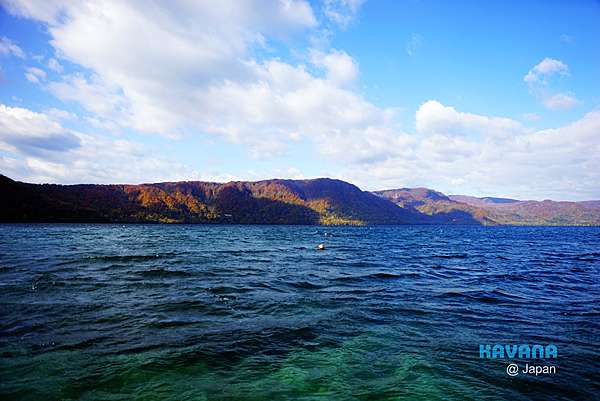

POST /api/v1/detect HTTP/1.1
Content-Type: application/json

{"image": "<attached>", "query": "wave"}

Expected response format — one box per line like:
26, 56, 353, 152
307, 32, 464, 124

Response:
333, 272, 418, 283
437, 289, 527, 304
433, 253, 470, 259
285, 281, 326, 290
138, 268, 193, 278
86, 253, 179, 262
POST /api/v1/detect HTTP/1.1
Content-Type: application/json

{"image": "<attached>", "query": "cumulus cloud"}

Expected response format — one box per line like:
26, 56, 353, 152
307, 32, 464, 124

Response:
310, 49, 358, 85
0, 104, 80, 156
343, 101, 600, 200
0, 104, 228, 184
416, 100, 525, 138
194, 59, 398, 160
2, 134, 208, 185
0, 36, 25, 58
524, 57, 580, 111
3, 0, 396, 159
524, 58, 568, 83
2, 1, 599, 200
47, 73, 126, 117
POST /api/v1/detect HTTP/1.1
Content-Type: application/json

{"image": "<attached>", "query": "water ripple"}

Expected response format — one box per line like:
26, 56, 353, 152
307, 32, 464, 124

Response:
0, 224, 598, 400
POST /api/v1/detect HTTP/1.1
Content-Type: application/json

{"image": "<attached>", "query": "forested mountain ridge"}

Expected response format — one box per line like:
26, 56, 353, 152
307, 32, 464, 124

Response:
0, 175, 426, 224
2, 175, 599, 225
375, 187, 600, 226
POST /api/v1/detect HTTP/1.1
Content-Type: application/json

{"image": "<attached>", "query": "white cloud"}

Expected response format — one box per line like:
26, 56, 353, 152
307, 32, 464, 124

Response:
4, 1, 325, 141
44, 107, 76, 121
524, 58, 580, 111
522, 113, 541, 121
24, 66, 47, 83
559, 34, 574, 44
310, 49, 358, 85
0, 36, 25, 58
47, 57, 63, 72
416, 100, 525, 138
0, 104, 220, 184
3, 1, 599, 200
6, 133, 209, 185
542, 93, 581, 110
0, 103, 80, 156
406, 33, 423, 57
4, 0, 395, 159
524, 58, 568, 83
1, 0, 70, 23
323, 0, 365, 28
343, 101, 600, 200
193, 58, 397, 160
47, 73, 126, 117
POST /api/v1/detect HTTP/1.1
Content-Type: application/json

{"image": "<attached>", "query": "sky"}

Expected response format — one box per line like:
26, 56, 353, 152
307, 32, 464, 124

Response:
0, 0, 599, 200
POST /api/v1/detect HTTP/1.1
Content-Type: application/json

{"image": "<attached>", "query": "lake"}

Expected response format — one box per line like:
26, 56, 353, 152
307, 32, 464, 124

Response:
0, 225, 599, 400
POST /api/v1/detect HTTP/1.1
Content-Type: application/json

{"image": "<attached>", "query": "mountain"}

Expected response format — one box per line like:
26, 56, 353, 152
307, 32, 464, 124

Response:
579, 200, 600, 209
374, 188, 450, 205
0, 175, 428, 225
374, 187, 600, 226
2, 175, 599, 225
373, 188, 495, 225
451, 197, 600, 226
449, 195, 519, 207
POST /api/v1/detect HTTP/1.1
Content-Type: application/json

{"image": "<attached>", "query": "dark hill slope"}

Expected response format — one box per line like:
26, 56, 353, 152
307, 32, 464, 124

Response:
0, 175, 427, 225
3, 175, 598, 225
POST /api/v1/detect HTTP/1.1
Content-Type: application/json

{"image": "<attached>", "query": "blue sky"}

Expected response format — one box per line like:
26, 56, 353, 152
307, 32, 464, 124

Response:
0, 0, 599, 200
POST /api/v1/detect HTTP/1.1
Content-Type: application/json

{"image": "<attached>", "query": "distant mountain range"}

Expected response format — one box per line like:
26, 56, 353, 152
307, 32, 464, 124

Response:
374, 188, 600, 226
1, 174, 599, 225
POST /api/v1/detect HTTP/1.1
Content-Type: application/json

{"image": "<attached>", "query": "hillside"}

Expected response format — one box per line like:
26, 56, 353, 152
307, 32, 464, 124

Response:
0, 175, 428, 225
2, 175, 599, 225
449, 195, 519, 207
374, 187, 600, 226
373, 188, 495, 225
449, 196, 600, 226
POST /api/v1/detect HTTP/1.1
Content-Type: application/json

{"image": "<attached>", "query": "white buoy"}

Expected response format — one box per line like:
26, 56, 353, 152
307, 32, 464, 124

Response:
317, 243, 325, 250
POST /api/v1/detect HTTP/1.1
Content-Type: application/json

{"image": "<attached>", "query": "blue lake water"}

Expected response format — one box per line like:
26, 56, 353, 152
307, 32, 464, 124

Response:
0, 224, 599, 400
